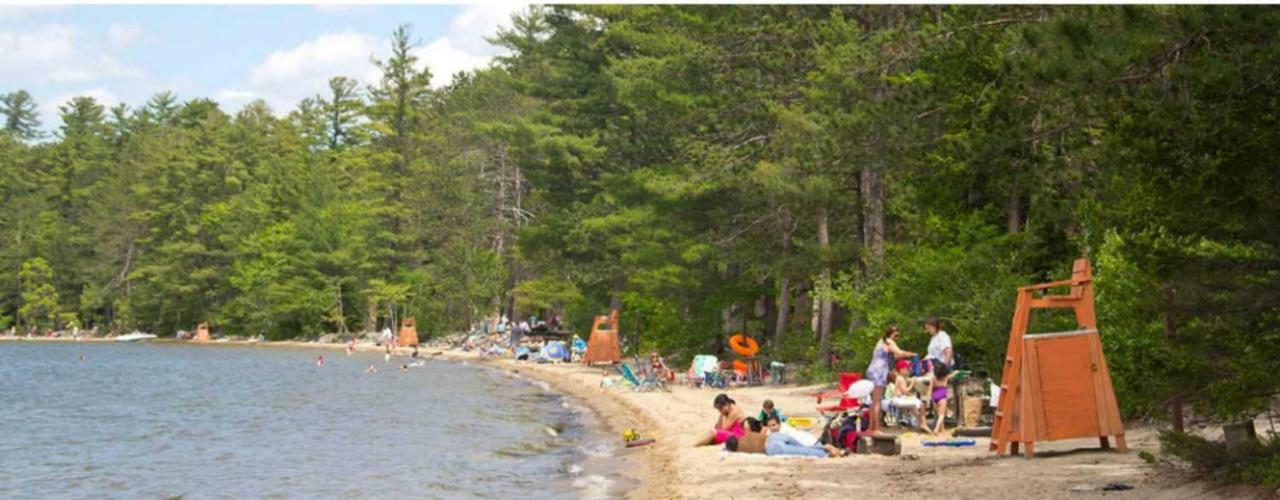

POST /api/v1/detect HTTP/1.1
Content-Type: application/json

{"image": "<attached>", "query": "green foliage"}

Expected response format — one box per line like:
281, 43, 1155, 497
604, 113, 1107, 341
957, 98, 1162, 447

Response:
1160, 430, 1280, 489
18, 257, 59, 329
1, 6, 1278, 425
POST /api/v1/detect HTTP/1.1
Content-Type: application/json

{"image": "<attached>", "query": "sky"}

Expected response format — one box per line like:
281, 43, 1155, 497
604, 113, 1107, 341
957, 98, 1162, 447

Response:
0, 3, 528, 130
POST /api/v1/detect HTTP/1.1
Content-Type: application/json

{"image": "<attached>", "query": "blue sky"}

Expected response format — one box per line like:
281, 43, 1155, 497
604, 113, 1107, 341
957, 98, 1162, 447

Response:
0, 4, 527, 130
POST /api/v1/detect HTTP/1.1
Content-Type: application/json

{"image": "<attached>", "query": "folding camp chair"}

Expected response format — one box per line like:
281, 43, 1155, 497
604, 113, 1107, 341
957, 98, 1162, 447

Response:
814, 372, 866, 449
617, 363, 655, 392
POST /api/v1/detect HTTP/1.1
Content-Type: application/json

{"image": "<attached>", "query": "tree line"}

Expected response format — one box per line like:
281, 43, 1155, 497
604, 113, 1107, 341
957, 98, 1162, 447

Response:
2, 5, 1277, 423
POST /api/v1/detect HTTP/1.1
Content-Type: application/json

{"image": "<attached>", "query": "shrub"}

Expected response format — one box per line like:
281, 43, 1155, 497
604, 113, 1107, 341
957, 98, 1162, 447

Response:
1159, 430, 1280, 489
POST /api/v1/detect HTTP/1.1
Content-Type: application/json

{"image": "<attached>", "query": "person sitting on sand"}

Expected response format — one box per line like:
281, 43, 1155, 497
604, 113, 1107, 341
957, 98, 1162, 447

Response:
365, 363, 377, 373
646, 352, 673, 381
927, 362, 954, 434
694, 394, 746, 446
887, 360, 928, 432
757, 399, 787, 424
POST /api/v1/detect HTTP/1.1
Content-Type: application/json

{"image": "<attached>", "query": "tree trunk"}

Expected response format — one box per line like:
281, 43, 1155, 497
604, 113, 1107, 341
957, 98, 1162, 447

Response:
1163, 284, 1184, 433
364, 298, 378, 333
817, 210, 834, 367
1007, 191, 1025, 234
762, 294, 777, 344
860, 168, 885, 272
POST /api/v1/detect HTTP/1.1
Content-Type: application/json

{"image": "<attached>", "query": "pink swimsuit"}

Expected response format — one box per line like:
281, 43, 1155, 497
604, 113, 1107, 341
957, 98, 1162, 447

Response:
713, 420, 746, 444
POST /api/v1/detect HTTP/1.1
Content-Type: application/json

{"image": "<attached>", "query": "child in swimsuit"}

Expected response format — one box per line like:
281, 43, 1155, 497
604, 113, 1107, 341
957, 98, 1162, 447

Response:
927, 362, 954, 434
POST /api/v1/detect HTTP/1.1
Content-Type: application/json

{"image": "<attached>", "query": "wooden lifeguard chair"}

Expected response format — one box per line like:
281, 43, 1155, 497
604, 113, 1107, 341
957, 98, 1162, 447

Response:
990, 258, 1125, 458
194, 322, 210, 342
582, 310, 621, 365
397, 317, 419, 347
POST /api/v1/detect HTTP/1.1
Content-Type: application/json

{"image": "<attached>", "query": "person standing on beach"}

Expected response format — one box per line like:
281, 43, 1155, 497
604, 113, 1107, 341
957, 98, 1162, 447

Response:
923, 317, 953, 372
866, 325, 916, 434
345, 340, 354, 357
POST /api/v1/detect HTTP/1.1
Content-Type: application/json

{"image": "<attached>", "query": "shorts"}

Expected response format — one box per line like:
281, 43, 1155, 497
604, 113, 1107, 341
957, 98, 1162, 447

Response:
931, 386, 948, 403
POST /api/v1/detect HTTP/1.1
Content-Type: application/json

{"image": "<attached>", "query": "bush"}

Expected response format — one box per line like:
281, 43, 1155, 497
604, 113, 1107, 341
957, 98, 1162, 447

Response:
1159, 430, 1280, 489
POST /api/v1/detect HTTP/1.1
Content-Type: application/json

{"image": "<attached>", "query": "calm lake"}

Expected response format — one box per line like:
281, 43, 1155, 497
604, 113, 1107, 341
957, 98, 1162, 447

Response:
0, 342, 618, 499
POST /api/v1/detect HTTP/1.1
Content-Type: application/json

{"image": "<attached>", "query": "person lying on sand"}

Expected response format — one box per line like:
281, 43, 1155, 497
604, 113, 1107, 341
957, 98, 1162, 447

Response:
763, 416, 844, 457
694, 394, 746, 446
725, 417, 843, 457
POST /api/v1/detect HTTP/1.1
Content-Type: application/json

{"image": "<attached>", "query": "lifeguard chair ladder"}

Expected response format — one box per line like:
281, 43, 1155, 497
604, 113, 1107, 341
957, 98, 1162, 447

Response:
990, 258, 1125, 458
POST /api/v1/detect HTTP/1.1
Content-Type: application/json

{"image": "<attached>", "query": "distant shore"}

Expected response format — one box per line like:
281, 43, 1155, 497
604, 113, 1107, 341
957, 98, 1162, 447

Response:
4, 335, 1242, 499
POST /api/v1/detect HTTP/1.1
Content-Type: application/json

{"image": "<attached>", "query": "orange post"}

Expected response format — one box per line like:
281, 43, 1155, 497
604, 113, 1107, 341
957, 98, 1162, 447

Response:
194, 322, 210, 342
397, 317, 419, 347
582, 310, 622, 365
990, 259, 1125, 458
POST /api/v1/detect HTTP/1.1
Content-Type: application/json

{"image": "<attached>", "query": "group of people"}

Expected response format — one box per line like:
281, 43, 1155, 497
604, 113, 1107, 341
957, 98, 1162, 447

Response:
692, 318, 957, 458
694, 394, 844, 458
316, 342, 424, 374
865, 318, 954, 434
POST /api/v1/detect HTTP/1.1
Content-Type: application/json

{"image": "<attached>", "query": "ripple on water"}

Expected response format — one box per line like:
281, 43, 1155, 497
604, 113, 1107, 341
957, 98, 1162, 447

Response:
0, 343, 599, 498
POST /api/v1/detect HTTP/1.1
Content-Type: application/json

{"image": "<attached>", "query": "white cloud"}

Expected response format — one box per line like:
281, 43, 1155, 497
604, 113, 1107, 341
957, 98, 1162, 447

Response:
417, 36, 493, 88
248, 31, 379, 85
0, 24, 143, 84
225, 4, 526, 113
107, 22, 142, 47
447, 3, 524, 55
237, 30, 381, 112
0, 5, 65, 21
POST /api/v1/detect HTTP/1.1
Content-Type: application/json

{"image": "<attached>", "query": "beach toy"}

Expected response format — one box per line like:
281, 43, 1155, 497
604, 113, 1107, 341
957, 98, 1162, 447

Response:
923, 439, 976, 447
787, 417, 815, 429
731, 359, 748, 375
846, 379, 874, 399
622, 429, 640, 442
728, 334, 759, 357
625, 438, 655, 448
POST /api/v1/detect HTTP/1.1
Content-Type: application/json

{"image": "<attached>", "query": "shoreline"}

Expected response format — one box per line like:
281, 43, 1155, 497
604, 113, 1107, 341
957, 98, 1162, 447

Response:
4, 336, 1250, 498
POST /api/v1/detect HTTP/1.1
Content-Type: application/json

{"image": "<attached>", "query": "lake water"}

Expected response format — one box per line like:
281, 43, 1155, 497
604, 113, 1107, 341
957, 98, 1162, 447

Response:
0, 342, 620, 499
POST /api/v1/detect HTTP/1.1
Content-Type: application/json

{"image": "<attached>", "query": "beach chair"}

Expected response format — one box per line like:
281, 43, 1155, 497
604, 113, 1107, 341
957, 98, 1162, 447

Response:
617, 363, 656, 392
814, 372, 863, 447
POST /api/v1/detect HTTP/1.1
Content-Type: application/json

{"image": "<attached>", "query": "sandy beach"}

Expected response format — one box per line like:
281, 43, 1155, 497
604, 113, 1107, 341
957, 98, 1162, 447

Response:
461, 353, 1253, 500
3, 335, 1255, 499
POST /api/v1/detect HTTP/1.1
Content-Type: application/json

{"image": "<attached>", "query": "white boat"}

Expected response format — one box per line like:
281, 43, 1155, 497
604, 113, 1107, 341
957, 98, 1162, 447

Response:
115, 332, 158, 343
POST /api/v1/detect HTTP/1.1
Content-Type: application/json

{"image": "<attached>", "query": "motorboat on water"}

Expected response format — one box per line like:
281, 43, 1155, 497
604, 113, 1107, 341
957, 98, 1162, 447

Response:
115, 332, 158, 343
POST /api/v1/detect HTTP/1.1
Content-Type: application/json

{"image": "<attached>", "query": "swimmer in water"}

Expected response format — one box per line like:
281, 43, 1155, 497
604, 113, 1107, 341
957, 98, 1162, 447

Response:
79, 354, 85, 362
411, 346, 419, 359
400, 363, 408, 373
366, 363, 377, 373
345, 340, 354, 356
316, 355, 325, 367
